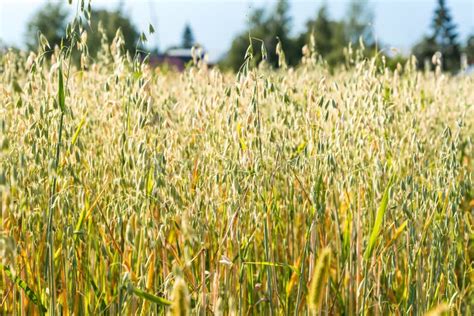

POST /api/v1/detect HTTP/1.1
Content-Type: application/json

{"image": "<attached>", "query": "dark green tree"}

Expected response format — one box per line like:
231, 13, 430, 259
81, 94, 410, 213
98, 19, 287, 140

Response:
181, 23, 195, 49
413, 0, 461, 71
25, 2, 69, 50
432, 0, 461, 70
327, 21, 350, 64
412, 36, 438, 69
86, 8, 140, 58
25, 2, 139, 58
219, 9, 266, 71
220, 0, 299, 71
296, 4, 348, 67
266, 0, 301, 67
465, 34, 474, 65
309, 5, 333, 56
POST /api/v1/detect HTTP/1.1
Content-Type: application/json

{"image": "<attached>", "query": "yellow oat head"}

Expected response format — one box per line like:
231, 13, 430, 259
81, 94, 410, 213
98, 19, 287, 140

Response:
307, 247, 331, 312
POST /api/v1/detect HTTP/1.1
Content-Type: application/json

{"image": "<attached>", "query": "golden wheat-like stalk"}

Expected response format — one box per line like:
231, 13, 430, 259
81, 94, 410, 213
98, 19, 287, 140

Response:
307, 247, 331, 313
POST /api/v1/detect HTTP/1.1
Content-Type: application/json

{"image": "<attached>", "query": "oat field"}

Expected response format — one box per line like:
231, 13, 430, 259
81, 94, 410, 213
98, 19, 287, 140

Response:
1, 22, 473, 315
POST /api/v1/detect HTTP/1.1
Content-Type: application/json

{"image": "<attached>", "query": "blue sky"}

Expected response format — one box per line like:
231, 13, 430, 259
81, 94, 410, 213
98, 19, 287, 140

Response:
1, 0, 473, 61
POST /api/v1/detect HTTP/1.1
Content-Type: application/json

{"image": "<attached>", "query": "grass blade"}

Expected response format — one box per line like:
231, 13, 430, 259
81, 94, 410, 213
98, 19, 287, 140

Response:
71, 113, 87, 146
364, 177, 394, 260
130, 285, 172, 306
1, 264, 47, 314
58, 65, 65, 113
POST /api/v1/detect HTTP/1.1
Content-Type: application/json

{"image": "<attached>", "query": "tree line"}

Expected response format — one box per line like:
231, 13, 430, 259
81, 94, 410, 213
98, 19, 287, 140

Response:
4, 0, 474, 73
222, 0, 473, 72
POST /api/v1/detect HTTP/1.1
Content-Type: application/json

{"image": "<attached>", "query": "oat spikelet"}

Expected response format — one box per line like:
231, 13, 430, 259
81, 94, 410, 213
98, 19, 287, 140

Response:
169, 277, 189, 316
307, 247, 331, 313
424, 303, 449, 316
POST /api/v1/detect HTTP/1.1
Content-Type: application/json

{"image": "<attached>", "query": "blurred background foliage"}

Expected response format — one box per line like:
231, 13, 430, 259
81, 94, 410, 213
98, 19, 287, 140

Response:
15, 0, 474, 73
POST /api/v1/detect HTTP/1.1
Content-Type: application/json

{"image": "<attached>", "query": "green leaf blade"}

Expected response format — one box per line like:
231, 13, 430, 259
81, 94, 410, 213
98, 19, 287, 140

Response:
130, 286, 172, 306
58, 66, 65, 113
364, 178, 393, 260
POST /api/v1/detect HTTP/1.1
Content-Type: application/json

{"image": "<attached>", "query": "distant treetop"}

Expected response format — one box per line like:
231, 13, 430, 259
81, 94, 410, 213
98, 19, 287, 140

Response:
181, 23, 195, 49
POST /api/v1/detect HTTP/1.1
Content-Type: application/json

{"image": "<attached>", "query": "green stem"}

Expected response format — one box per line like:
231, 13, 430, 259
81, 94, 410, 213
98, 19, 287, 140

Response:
361, 260, 369, 315
46, 109, 64, 316
263, 213, 273, 316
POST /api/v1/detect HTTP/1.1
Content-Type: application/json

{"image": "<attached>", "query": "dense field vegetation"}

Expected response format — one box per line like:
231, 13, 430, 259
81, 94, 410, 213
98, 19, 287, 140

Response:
1, 30, 473, 315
